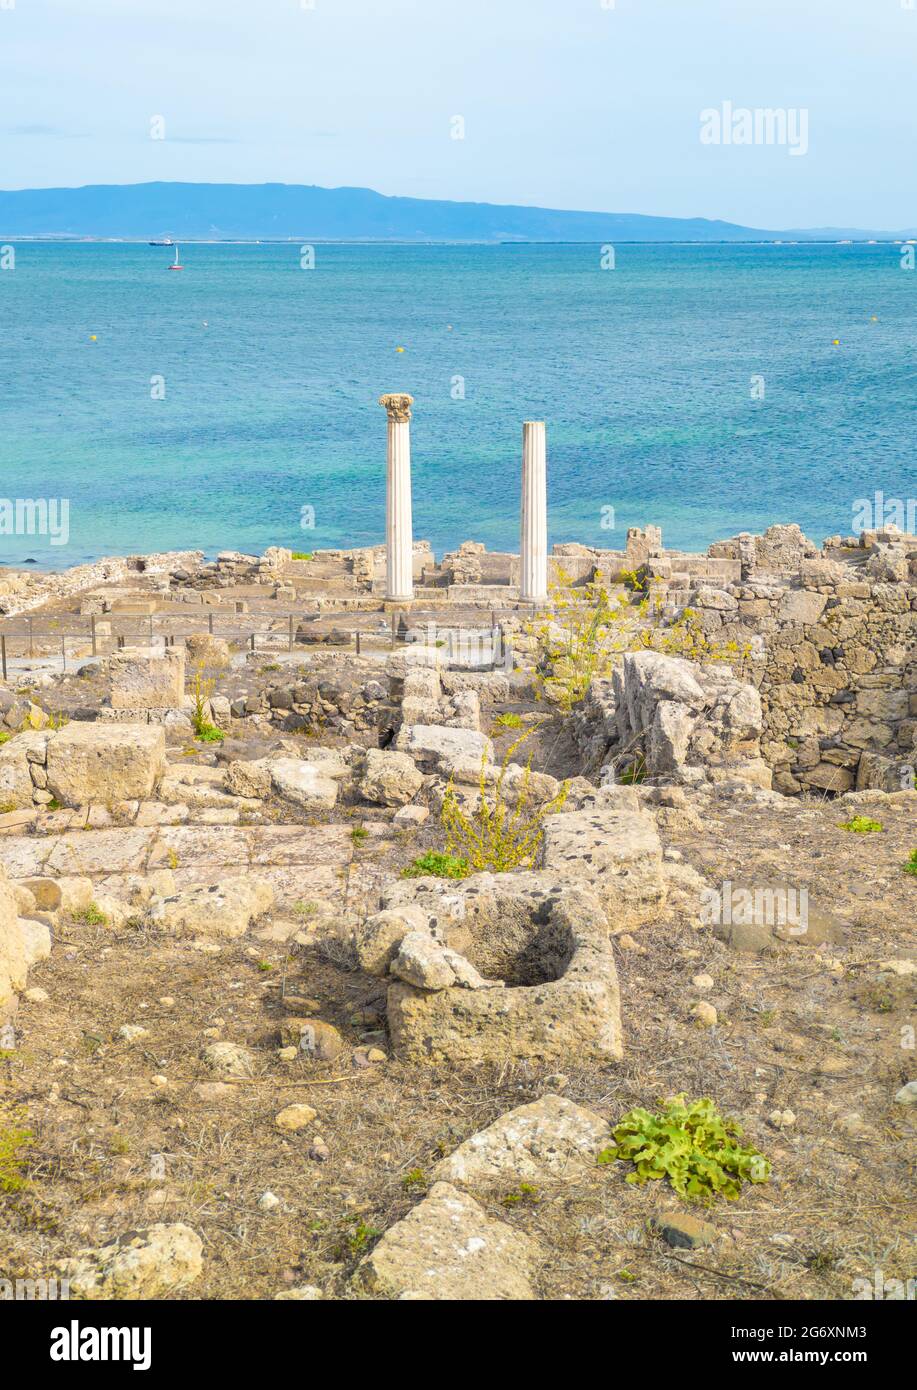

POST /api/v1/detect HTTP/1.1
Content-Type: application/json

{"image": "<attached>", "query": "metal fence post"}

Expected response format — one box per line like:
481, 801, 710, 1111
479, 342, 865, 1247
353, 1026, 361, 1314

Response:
1, 635, 6, 682
90, 614, 97, 657
288, 614, 294, 653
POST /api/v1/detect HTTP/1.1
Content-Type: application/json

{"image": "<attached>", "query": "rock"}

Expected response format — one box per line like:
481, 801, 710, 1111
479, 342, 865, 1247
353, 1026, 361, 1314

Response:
117, 1024, 149, 1043
258, 1191, 281, 1212
387, 883, 622, 1066
225, 758, 273, 798
433, 1095, 609, 1189
355, 1181, 539, 1300
275, 1103, 317, 1132
108, 647, 185, 710
0, 865, 28, 1022
46, 723, 166, 807
394, 723, 494, 771
692, 1001, 718, 1027
274, 1284, 323, 1300
359, 748, 423, 806
268, 758, 339, 811
280, 1018, 344, 1061
390, 931, 494, 991
23, 986, 48, 1004
147, 877, 274, 938
894, 1081, 917, 1107
769, 1108, 796, 1129
186, 633, 232, 668
651, 1212, 716, 1249
203, 1041, 257, 1077
17, 917, 51, 967
539, 803, 666, 926
56, 1224, 203, 1299
393, 804, 429, 827
354, 905, 431, 976
692, 973, 714, 991
193, 1082, 234, 1101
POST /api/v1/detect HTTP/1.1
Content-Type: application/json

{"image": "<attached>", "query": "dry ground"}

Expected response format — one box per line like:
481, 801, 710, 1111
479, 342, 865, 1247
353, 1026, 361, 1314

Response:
2, 781, 914, 1301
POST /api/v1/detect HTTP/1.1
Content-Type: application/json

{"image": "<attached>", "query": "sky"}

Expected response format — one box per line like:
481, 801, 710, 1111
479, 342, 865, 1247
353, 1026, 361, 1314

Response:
2, 0, 915, 230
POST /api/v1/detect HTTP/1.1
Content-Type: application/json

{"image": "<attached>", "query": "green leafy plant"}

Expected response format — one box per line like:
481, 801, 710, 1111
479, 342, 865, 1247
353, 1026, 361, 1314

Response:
492, 711, 524, 731
291, 552, 313, 561
839, 816, 883, 833
901, 849, 917, 878
401, 1167, 427, 1191
597, 1095, 771, 1204
190, 659, 225, 742
440, 733, 568, 873
346, 1218, 381, 1254
0, 732, 10, 746
72, 902, 108, 926
501, 1182, 540, 1207
350, 826, 368, 844
401, 851, 469, 880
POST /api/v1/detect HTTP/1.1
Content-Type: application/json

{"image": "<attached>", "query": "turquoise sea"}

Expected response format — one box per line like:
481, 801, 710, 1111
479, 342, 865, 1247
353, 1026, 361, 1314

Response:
0, 241, 913, 569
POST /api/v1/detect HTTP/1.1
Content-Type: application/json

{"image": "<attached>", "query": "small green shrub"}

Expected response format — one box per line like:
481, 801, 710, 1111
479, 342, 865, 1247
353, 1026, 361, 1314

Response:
350, 826, 369, 844
597, 1095, 771, 1204
0, 732, 10, 746
902, 849, 917, 878
196, 724, 224, 743
441, 733, 568, 873
401, 1168, 427, 1191
401, 851, 469, 879
501, 1182, 540, 1207
72, 902, 108, 926
492, 711, 524, 731
291, 551, 313, 561
839, 816, 883, 833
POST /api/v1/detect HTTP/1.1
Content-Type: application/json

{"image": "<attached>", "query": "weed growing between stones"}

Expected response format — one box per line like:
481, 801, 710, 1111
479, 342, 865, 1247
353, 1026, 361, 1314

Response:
902, 849, 917, 878
525, 569, 750, 713
441, 734, 568, 872
401, 850, 469, 879
597, 1095, 771, 1204
190, 659, 226, 742
839, 816, 884, 833
71, 902, 108, 926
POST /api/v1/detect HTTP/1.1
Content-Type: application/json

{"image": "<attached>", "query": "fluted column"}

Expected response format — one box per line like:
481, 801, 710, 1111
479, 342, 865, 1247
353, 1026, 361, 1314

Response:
379, 393, 414, 602
520, 420, 547, 602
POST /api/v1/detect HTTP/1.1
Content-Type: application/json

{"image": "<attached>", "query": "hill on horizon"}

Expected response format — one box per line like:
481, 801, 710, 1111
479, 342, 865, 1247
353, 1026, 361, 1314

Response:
0, 182, 911, 242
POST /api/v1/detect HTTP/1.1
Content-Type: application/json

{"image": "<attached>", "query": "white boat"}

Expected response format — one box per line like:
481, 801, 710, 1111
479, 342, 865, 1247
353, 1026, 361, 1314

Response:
169, 244, 184, 270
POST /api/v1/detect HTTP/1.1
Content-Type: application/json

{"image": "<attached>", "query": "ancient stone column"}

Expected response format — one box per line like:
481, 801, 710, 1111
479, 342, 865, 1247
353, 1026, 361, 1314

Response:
379, 393, 414, 603
520, 420, 548, 602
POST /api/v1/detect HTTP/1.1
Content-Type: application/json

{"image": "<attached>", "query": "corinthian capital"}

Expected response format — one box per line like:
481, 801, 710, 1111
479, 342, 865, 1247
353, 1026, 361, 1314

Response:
379, 392, 413, 422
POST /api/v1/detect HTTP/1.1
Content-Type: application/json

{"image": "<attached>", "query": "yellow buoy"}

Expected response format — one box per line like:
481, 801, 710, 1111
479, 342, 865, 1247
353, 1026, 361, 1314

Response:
395, 345, 405, 353
89, 334, 98, 341
832, 339, 840, 346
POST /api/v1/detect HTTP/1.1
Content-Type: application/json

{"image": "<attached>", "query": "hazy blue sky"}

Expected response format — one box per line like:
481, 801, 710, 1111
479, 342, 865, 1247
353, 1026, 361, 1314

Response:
2, 0, 914, 228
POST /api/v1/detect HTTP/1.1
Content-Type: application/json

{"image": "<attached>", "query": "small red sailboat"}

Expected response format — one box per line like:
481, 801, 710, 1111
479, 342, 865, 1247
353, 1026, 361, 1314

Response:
169, 244, 184, 271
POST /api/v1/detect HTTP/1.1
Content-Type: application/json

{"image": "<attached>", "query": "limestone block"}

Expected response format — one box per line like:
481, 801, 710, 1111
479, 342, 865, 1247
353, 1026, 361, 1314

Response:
109, 647, 185, 710
46, 724, 166, 807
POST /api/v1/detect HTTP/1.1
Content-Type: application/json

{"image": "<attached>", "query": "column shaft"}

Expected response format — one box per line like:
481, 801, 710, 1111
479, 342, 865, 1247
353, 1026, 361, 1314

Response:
520, 421, 547, 602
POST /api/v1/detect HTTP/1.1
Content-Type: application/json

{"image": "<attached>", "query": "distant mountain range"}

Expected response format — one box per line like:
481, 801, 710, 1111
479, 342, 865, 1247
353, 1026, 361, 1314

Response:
0, 182, 913, 242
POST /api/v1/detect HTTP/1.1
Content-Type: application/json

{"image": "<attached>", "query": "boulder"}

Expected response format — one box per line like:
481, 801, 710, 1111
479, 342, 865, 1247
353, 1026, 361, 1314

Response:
358, 748, 423, 806
355, 1182, 539, 1300
147, 877, 274, 938
108, 647, 185, 710
539, 803, 666, 926
56, 1224, 203, 1299
0, 864, 28, 1022
267, 758, 339, 811
394, 724, 493, 771
434, 1095, 609, 1189
46, 723, 165, 806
